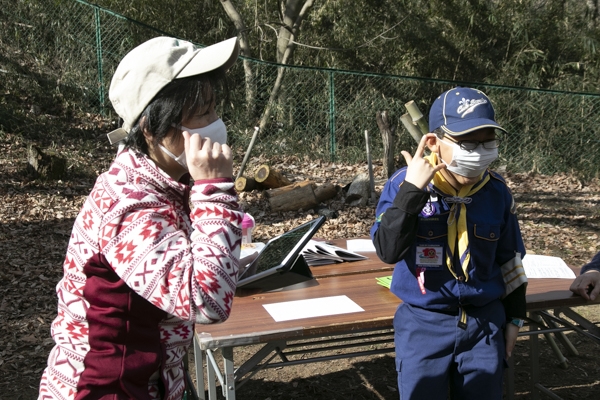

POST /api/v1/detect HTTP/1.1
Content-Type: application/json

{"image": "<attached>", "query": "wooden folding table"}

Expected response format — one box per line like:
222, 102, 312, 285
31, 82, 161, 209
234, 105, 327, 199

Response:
193, 245, 600, 400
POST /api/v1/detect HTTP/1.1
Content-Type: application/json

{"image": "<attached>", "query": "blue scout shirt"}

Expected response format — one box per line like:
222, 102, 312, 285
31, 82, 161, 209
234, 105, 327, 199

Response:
371, 167, 527, 318
581, 252, 600, 274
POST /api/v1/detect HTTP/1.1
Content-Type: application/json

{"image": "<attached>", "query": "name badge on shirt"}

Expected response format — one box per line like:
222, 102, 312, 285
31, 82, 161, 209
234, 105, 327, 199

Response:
415, 245, 443, 268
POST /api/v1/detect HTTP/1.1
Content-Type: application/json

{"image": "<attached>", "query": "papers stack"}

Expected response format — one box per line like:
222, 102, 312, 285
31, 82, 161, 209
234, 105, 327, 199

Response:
522, 255, 576, 279
302, 240, 368, 266
376, 276, 392, 289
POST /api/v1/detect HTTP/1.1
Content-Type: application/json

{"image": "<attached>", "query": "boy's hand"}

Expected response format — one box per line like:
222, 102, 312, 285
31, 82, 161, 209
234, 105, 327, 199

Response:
182, 130, 233, 181
401, 133, 446, 189
504, 323, 520, 359
570, 270, 600, 301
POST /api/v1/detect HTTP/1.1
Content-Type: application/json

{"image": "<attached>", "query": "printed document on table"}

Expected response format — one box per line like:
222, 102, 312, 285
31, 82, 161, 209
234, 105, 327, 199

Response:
522, 255, 576, 279
263, 295, 365, 322
346, 239, 376, 252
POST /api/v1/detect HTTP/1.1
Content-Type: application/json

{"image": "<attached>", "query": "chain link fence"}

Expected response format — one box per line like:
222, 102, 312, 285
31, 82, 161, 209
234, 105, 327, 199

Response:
2, 0, 600, 177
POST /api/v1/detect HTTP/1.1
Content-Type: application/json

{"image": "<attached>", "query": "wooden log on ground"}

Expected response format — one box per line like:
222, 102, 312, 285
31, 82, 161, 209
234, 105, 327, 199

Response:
27, 144, 67, 180
267, 181, 339, 212
235, 176, 262, 192
314, 182, 338, 202
269, 183, 318, 212
376, 110, 396, 179
263, 180, 314, 198
254, 164, 291, 189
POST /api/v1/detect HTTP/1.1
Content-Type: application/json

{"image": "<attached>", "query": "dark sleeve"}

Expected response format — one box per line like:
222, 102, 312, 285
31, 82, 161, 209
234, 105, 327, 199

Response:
502, 283, 527, 320
581, 251, 600, 274
372, 181, 429, 264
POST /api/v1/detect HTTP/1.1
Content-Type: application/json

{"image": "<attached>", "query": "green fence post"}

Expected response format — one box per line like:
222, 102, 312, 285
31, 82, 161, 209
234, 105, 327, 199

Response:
329, 70, 336, 162
94, 7, 105, 115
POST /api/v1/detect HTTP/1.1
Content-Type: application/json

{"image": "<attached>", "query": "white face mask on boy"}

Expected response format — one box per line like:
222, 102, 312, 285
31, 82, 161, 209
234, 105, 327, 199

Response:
438, 139, 498, 178
159, 118, 228, 170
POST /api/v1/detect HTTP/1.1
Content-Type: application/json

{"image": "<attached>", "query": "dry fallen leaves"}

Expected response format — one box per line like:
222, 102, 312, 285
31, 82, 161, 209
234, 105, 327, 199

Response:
1, 132, 599, 398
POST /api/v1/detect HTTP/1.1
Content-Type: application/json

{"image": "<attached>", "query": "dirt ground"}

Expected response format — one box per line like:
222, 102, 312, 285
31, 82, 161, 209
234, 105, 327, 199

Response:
187, 324, 600, 399
0, 130, 599, 399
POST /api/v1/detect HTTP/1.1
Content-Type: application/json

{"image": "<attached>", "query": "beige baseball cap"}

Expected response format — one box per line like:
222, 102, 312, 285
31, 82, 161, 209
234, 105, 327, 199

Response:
107, 36, 239, 144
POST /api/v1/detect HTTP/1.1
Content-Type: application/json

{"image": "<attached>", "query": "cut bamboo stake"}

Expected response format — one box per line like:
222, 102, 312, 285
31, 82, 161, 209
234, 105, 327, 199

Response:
400, 113, 424, 144
364, 130, 376, 203
236, 126, 260, 181
405, 100, 429, 135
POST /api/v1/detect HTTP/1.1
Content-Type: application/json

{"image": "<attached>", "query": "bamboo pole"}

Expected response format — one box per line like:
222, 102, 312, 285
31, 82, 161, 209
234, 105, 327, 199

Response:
405, 100, 429, 135
400, 113, 424, 144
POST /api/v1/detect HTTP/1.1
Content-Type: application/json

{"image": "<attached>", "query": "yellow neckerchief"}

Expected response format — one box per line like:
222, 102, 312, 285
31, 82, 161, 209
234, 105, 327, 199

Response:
424, 153, 490, 281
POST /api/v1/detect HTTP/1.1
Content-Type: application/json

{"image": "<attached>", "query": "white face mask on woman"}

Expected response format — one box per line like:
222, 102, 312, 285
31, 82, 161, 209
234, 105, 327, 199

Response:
159, 118, 228, 170
178, 118, 228, 145
438, 139, 498, 178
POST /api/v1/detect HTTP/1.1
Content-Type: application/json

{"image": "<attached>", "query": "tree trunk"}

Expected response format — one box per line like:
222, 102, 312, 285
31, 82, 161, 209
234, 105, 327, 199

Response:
277, 0, 303, 63
376, 110, 396, 179
219, 0, 256, 119
27, 144, 66, 180
258, 0, 314, 134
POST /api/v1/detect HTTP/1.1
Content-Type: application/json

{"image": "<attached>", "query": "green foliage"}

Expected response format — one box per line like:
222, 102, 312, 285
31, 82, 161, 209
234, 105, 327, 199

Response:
3, 0, 600, 178
84, 0, 600, 92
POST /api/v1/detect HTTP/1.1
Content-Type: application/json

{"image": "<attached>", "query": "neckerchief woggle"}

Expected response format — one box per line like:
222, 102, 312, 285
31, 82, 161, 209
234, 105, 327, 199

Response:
424, 153, 490, 282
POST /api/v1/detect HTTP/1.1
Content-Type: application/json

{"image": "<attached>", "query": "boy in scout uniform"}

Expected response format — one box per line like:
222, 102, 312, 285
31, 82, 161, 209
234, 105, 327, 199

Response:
371, 87, 527, 399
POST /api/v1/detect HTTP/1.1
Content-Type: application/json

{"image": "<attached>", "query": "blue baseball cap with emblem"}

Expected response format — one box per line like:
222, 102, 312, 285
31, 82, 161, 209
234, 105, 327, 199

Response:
428, 87, 507, 137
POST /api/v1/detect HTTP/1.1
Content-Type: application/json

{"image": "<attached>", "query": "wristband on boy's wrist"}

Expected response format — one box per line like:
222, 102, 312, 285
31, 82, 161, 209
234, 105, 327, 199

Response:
509, 318, 525, 328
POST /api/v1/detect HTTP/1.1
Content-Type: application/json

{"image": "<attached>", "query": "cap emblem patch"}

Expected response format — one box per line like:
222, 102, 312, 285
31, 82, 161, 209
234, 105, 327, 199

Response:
457, 97, 488, 118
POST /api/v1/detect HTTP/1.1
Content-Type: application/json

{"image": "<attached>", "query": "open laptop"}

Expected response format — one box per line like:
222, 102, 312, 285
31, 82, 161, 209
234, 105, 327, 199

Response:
237, 216, 326, 291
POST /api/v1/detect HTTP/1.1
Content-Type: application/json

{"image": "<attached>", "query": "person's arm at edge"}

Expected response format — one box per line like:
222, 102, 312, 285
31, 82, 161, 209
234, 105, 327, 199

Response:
570, 251, 600, 301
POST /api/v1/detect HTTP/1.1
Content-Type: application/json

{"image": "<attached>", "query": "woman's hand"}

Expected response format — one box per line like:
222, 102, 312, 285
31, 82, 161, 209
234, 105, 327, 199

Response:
401, 133, 446, 189
182, 131, 233, 180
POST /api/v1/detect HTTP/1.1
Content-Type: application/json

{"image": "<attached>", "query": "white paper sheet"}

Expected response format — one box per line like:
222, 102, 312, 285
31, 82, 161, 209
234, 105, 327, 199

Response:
262, 295, 365, 322
240, 242, 265, 259
522, 254, 576, 279
346, 239, 376, 252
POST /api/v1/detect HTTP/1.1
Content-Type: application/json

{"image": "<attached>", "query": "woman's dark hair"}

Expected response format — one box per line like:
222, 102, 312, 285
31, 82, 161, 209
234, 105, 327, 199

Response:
124, 68, 229, 154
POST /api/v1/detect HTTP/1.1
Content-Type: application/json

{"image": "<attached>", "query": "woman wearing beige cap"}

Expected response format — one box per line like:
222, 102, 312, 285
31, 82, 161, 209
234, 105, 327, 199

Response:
39, 36, 241, 400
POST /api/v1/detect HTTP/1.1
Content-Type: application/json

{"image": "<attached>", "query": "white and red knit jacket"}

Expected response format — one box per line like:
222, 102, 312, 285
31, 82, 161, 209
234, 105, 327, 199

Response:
39, 148, 242, 400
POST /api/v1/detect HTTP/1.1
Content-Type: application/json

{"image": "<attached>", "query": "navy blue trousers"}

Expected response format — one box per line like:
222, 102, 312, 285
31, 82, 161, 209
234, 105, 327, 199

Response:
393, 301, 506, 400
